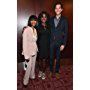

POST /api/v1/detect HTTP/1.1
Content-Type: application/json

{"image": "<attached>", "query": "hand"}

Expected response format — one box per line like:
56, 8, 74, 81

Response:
25, 59, 29, 62
60, 45, 65, 51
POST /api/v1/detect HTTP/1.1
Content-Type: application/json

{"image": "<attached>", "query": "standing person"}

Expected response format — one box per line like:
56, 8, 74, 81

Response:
22, 15, 38, 86
49, 1, 68, 79
37, 11, 50, 79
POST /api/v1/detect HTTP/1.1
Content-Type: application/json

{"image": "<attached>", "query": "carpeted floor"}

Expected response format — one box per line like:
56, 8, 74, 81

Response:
17, 59, 73, 90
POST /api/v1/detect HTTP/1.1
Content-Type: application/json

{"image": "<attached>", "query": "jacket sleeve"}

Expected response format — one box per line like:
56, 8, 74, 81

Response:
22, 29, 29, 59
62, 19, 68, 46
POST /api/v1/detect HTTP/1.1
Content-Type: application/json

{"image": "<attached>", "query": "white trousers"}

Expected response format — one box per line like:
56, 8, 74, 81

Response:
23, 54, 37, 85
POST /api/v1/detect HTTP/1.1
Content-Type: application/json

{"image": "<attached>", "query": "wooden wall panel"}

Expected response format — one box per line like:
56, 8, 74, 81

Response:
17, 0, 73, 62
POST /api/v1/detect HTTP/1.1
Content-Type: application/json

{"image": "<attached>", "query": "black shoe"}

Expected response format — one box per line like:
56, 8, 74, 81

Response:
25, 59, 29, 62
23, 84, 28, 88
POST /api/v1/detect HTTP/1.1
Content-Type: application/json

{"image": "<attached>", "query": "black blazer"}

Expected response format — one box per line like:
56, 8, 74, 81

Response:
50, 16, 68, 46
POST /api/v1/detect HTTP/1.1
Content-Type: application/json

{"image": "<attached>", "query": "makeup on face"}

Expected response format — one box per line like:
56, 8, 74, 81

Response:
41, 14, 47, 23
30, 20, 37, 27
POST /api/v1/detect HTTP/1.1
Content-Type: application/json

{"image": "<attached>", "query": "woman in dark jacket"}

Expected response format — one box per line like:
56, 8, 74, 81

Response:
37, 11, 50, 79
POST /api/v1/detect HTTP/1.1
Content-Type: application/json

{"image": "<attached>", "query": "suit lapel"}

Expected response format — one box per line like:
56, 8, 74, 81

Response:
52, 17, 55, 28
51, 16, 63, 29
56, 16, 63, 29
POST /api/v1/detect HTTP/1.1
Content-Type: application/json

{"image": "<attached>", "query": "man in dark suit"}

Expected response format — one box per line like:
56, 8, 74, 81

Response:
49, 1, 68, 79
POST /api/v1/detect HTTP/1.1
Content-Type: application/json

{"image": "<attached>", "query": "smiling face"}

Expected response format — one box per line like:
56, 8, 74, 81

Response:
30, 20, 37, 27
41, 14, 47, 23
55, 4, 63, 15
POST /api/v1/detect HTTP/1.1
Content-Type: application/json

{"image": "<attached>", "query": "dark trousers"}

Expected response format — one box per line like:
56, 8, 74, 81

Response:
50, 43, 60, 73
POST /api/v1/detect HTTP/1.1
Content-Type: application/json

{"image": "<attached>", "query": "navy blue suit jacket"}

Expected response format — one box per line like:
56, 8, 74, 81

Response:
50, 16, 68, 46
